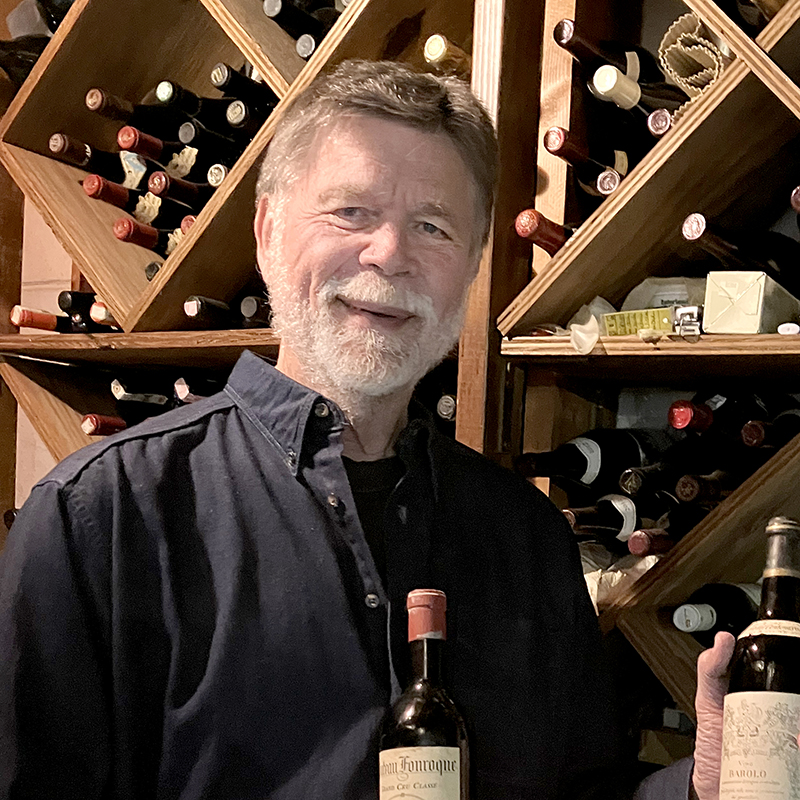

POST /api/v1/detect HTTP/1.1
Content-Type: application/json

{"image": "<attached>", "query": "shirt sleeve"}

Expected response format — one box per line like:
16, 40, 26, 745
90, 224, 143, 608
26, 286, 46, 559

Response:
632, 758, 695, 800
0, 479, 110, 799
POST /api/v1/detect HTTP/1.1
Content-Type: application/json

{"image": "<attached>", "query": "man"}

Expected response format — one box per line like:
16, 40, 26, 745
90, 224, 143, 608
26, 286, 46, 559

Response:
1, 60, 728, 798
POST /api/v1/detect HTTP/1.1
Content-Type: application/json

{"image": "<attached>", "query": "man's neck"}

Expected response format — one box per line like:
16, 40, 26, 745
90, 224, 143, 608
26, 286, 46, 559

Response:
276, 344, 413, 461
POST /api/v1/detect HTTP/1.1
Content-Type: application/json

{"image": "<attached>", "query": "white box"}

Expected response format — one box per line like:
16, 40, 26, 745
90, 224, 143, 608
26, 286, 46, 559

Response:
702, 271, 800, 334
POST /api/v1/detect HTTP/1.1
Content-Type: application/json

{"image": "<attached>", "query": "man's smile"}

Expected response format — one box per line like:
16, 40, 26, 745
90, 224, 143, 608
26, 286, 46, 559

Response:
337, 297, 415, 327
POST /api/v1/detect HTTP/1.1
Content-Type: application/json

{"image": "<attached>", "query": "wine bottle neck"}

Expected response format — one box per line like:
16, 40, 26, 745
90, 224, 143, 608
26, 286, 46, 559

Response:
410, 638, 445, 684
759, 576, 800, 621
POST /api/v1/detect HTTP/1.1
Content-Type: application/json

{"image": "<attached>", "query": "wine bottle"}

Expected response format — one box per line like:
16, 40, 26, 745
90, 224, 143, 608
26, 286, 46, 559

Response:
35, 0, 74, 32
591, 65, 689, 117
81, 413, 127, 436
671, 582, 761, 649
144, 261, 162, 282
682, 212, 800, 299
646, 107, 673, 138
742, 408, 800, 449
110, 377, 170, 407
177, 118, 242, 160
240, 295, 272, 327
112, 217, 181, 258
436, 394, 457, 423
10, 305, 73, 333
89, 301, 119, 328
423, 34, 472, 77
180, 215, 197, 235
225, 99, 267, 139
207, 163, 229, 187
83, 174, 192, 229
379, 589, 468, 800
85, 88, 185, 141
0, 35, 50, 91
543, 125, 626, 197
674, 469, 740, 503
117, 125, 214, 181
514, 208, 574, 256
720, 515, 800, 799
668, 390, 796, 441
48, 133, 125, 181
154, 80, 233, 133
627, 528, 675, 556
147, 171, 216, 210
174, 376, 223, 404
553, 18, 665, 84
295, 7, 340, 58
209, 63, 279, 114
595, 168, 622, 197
55, 290, 107, 333
515, 428, 676, 494
563, 493, 644, 544
263, 0, 321, 38
183, 295, 233, 328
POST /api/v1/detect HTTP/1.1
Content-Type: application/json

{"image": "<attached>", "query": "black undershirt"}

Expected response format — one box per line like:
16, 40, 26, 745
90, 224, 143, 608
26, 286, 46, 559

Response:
342, 456, 405, 587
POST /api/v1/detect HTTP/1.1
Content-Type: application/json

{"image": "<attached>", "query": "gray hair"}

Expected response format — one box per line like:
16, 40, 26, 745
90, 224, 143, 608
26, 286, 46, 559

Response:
256, 60, 498, 247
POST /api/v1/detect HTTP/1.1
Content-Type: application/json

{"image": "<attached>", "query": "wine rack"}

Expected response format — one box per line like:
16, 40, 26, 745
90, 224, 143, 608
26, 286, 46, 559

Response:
497, 0, 800, 717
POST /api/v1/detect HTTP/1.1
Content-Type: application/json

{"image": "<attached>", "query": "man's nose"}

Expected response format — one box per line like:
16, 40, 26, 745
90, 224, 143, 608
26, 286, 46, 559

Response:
359, 223, 411, 276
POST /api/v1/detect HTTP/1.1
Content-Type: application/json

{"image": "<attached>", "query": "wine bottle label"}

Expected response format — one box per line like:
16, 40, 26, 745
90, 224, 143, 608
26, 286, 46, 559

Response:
600, 494, 637, 541
570, 437, 601, 484
379, 746, 460, 800
133, 193, 163, 225
120, 151, 149, 190
165, 146, 199, 179
720, 691, 800, 799
612, 150, 629, 177
624, 51, 640, 83
739, 619, 800, 639
166, 229, 183, 256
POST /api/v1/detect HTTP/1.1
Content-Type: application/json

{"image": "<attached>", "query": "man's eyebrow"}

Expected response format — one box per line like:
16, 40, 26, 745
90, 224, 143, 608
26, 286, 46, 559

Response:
316, 185, 370, 206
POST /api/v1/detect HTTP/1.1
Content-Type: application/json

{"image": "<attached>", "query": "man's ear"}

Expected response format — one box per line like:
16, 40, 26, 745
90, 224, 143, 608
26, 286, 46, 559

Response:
254, 194, 274, 266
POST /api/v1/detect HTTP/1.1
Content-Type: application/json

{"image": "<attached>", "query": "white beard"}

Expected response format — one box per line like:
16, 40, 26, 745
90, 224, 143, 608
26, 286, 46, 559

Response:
261, 224, 468, 413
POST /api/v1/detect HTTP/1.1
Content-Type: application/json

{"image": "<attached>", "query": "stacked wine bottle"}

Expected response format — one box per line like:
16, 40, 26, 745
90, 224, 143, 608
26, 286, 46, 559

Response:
45, 62, 279, 269
515, 388, 800, 557
11, 282, 272, 334
78, 369, 229, 436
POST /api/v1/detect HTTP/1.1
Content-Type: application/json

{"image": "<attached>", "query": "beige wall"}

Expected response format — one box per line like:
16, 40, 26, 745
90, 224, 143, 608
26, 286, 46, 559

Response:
15, 200, 70, 505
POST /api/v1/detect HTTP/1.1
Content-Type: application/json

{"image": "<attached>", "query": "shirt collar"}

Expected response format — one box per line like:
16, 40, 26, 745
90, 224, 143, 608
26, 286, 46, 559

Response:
224, 350, 437, 476
224, 350, 346, 476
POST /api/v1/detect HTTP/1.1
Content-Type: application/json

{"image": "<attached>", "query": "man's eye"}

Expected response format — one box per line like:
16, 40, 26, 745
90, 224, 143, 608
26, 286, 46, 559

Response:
421, 221, 446, 237
335, 207, 364, 220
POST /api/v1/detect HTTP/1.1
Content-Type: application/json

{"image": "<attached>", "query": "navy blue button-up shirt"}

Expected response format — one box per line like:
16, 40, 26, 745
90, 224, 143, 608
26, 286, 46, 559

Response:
1, 350, 640, 799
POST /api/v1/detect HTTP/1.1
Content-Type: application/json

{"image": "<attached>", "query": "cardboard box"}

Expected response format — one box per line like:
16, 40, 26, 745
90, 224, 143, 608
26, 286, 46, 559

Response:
702, 271, 800, 334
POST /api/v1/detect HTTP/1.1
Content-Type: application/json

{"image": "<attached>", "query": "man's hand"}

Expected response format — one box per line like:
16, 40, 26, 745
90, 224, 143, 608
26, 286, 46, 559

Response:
692, 632, 735, 800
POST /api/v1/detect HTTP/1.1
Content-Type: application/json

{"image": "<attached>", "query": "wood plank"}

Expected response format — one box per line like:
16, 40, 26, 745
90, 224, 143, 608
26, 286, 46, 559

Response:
454, 0, 544, 456
498, 58, 800, 335
0, 162, 22, 334
0, 329, 280, 369
502, 334, 800, 379
0, 359, 106, 461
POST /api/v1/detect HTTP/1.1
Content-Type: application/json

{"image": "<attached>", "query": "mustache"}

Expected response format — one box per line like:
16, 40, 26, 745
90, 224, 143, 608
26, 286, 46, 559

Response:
317, 273, 437, 322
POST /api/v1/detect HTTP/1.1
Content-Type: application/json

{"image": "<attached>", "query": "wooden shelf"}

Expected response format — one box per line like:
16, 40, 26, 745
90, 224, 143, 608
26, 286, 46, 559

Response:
502, 334, 800, 379
498, 0, 800, 336
0, 329, 280, 369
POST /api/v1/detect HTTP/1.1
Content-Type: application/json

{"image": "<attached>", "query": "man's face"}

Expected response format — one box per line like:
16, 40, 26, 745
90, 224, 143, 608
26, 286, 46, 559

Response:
255, 115, 481, 400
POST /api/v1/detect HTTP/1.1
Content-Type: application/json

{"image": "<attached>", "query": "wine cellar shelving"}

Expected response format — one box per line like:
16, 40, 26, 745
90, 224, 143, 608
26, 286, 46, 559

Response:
3, 0, 800, 730
504, 0, 800, 717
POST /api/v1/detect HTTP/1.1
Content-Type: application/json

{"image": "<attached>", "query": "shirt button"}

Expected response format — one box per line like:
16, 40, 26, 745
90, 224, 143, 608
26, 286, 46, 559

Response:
327, 493, 339, 508
365, 593, 380, 609
314, 402, 331, 418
